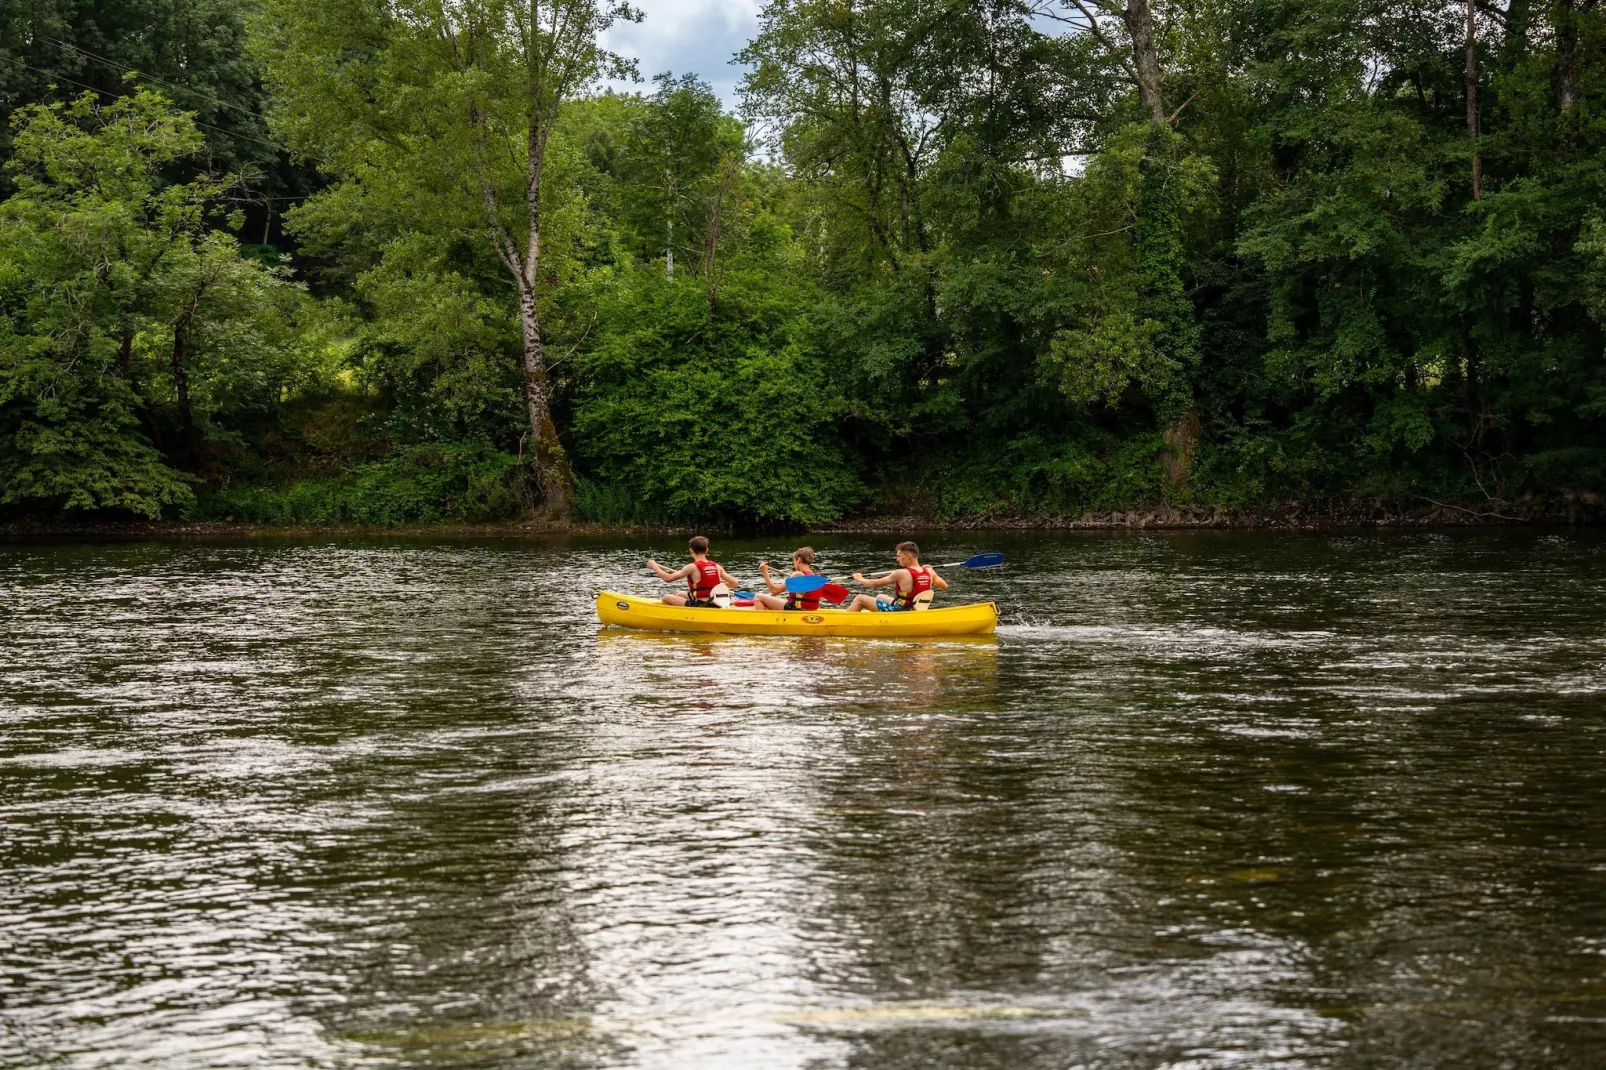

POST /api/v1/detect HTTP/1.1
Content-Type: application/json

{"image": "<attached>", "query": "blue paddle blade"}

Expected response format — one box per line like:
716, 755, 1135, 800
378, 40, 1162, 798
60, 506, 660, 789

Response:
785, 574, 828, 594
961, 552, 1006, 569
734, 591, 754, 600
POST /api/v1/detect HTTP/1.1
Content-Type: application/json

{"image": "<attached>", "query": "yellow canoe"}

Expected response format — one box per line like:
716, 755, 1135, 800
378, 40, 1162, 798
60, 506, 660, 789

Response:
595, 591, 999, 637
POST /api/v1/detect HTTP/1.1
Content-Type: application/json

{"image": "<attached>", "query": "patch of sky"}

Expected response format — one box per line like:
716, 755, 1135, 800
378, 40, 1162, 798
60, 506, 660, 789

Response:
602, 0, 764, 108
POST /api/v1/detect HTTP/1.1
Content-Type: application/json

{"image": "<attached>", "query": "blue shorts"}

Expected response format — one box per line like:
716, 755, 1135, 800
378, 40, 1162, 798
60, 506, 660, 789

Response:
874, 599, 908, 613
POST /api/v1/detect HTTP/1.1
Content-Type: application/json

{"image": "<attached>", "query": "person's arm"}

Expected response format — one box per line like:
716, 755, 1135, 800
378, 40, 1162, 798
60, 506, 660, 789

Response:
648, 559, 694, 584
928, 567, 949, 591
759, 562, 786, 595
717, 564, 744, 590
853, 568, 901, 590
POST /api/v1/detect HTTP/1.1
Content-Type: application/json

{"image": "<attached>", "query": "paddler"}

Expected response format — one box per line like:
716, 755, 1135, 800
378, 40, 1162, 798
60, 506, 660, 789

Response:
847, 540, 948, 612
648, 536, 743, 607
753, 546, 822, 611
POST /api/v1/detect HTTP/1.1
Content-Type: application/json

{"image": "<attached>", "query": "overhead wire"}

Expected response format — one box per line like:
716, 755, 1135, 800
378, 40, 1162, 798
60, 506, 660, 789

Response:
23, 34, 321, 163
14, 60, 296, 158
13, 40, 329, 244
36, 33, 275, 126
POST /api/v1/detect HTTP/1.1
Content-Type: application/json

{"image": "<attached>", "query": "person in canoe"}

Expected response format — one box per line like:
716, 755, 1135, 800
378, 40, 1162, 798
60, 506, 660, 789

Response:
753, 547, 823, 611
648, 536, 743, 608
847, 541, 949, 612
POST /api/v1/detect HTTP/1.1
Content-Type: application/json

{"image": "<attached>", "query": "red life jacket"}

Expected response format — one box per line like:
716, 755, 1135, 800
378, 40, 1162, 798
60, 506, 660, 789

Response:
784, 567, 821, 611
891, 565, 933, 610
687, 559, 721, 599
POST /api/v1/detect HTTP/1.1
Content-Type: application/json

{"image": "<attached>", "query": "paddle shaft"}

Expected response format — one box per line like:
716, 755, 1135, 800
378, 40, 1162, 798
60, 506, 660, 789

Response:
863, 561, 966, 578
860, 552, 1004, 578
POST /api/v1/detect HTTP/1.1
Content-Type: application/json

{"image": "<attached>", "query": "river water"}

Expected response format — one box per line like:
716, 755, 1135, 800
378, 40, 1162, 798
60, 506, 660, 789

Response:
2, 531, 1604, 1069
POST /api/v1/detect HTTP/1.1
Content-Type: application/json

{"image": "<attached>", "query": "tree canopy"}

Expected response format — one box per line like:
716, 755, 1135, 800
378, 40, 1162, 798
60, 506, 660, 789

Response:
1, 0, 1604, 524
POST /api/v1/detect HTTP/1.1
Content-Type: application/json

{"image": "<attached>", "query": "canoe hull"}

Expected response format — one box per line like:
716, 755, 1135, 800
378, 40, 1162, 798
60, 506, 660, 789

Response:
595, 591, 998, 637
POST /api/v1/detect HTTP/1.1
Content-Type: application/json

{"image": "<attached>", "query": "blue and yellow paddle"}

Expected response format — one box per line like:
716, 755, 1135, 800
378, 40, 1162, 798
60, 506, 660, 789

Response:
783, 575, 850, 602
738, 576, 830, 596
735, 575, 849, 605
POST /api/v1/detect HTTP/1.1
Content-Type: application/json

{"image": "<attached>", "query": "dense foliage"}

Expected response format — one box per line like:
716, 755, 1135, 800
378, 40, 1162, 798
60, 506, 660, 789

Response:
2, 0, 1604, 524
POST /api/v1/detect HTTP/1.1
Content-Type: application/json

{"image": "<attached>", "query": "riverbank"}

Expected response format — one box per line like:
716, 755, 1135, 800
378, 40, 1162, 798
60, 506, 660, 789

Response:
2, 495, 1600, 539
817, 498, 1602, 531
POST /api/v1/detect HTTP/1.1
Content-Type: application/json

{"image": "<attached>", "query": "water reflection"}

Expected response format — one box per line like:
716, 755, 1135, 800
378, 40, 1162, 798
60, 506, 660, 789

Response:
593, 631, 998, 712
2, 533, 1605, 1068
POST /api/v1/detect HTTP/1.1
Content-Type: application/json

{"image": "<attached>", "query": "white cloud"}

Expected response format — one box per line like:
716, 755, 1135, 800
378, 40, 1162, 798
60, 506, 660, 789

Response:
602, 0, 763, 108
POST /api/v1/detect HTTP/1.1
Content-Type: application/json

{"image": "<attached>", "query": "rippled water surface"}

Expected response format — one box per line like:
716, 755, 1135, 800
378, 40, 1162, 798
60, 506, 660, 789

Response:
3, 531, 1605, 1068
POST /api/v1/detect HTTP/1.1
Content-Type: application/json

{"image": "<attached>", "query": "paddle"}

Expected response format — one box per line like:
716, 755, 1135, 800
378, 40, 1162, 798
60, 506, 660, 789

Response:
944, 552, 1006, 570
742, 575, 849, 605
864, 552, 1005, 577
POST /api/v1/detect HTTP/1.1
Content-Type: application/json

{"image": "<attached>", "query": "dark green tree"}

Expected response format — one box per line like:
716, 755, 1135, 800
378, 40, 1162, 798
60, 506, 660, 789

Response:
0, 90, 304, 516
0, 0, 300, 223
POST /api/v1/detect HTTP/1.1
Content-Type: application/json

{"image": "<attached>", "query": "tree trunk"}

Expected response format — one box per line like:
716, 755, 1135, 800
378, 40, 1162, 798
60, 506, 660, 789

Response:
171, 317, 203, 466
1122, 7, 1194, 490
701, 153, 740, 316
1503, 0, 1532, 65
1124, 0, 1168, 124
172, 329, 190, 419
516, 280, 572, 516
117, 321, 133, 380
519, 32, 574, 516
1554, 0, 1582, 113
1467, 0, 1481, 199
1161, 408, 1201, 495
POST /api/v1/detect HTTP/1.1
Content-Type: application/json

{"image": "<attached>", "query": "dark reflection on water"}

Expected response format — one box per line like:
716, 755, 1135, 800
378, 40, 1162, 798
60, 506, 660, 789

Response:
3, 532, 1605, 1068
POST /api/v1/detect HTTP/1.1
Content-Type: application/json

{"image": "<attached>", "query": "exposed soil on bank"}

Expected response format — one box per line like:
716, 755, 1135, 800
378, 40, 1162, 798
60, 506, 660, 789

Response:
2, 496, 1600, 540
816, 497, 1604, 532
